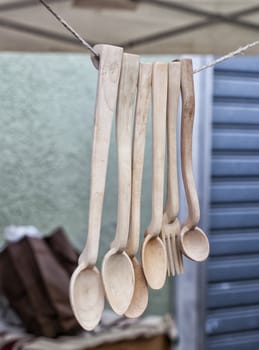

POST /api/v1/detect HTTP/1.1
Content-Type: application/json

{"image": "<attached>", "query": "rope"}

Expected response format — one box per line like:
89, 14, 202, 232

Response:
39, 0, 259, 73
39, 0, 99, 58
193, 40, 259, 73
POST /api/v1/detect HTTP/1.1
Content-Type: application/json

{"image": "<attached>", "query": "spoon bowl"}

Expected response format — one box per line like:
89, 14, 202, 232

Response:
180, 226, 209, 262
70, 264, 104, 331
142, 235, 167, 290
102, 249, 135, 315
125, 257, 148, 318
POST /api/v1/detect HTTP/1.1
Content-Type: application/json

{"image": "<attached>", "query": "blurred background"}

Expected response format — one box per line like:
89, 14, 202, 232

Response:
0, 1, 259, 350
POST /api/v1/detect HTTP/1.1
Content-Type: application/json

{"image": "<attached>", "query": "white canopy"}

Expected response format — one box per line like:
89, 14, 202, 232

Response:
1, 0, 259, 54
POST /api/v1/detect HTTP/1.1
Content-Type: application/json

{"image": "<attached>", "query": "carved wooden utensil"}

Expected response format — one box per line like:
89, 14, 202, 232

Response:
70, 45, 123, 331
179, 58, 210, 262
102, 53, 139, 315
124, 63, 152, 318
141, 62, 168, 290
161, 61, 183, 276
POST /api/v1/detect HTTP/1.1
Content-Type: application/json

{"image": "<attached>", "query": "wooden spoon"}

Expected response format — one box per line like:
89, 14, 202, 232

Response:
124, 63, 152, 318
141, 62, 168, 290
102, 53, 139, 315
179, 59, 210, 262
69, 45, 123, 331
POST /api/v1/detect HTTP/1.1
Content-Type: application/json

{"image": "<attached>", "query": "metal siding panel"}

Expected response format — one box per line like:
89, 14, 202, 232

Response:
214, 77, 259, 99
213, 105, 259, 125
208, 281, 259, 309
210, 232, 259, 256
212, 130, 259, 151
206, 306, 259, 335
212, 156, 259, 177
210, 207, 259, 229
208, 256, 259, 282
208, 331, 259, 350
208, 58, 259, 348
211, 182, 259, 203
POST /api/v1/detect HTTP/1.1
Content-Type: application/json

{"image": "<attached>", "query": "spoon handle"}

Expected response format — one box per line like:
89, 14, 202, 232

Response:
146, 62, 168, 237
79, 45, 123, 266
127, 63, 152, 257
180, 59, 200, 228
164, 61, 181, 222
111, 53, 140, 251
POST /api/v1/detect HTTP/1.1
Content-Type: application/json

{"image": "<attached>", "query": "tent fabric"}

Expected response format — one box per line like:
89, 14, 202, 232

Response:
0, 0, 259, 54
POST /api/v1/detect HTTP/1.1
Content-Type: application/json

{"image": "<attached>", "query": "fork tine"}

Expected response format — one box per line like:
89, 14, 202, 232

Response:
178, 248, 184, 274
166, 219, 182, 276
167, 235, 175, 276
165, 239, 171, 277
176, 235, 184, 274
166, 235, 173, 277
170, 234, 178, 276
172, 234, 181, 275
161, 228, 171, 276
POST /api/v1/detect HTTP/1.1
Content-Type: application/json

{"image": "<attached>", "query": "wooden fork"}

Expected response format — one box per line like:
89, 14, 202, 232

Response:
161, 61, 183, 276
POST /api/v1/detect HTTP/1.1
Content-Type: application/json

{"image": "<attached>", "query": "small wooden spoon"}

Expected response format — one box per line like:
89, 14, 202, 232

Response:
70, 45, 123, 331
124, 63, 152, 318
141, 62, 168, 290
179, 59, 210, 262
102, 53, 139, 315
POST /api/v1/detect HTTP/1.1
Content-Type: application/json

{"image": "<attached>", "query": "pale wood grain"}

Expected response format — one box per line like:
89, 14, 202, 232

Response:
179, 58, 209, 263
124, 62, 152, 318
70, 44, 123, 331
165, 61, 181, 222
102, 53, 139, 316
127, 62, 152, 257
79, 44, 123, 266
111, 53, 140, 251
180, 58, 200, 229
146, 62, 168, 237
161, 61, 183, 276
142, 62, 168, 290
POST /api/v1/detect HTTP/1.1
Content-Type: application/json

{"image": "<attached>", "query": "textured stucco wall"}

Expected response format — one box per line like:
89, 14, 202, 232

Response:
0, 53, 171, 315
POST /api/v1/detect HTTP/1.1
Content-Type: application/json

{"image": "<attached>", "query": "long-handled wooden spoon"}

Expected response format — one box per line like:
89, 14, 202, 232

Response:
141, 62, 168, 290
179, 59, 210, 262
102, 53, 139, 315
124, 63, 152, 318
69, 45, 123, 331
161, 61, 183, 276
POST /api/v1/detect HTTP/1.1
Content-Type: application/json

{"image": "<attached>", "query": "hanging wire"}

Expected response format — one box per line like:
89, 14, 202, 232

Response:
193, 40, 259, 73
39, 0, 259, 73
38, 0, 99, 58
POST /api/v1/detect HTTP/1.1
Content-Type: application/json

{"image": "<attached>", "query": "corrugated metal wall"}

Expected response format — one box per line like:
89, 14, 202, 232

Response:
207, 57, 259, 350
